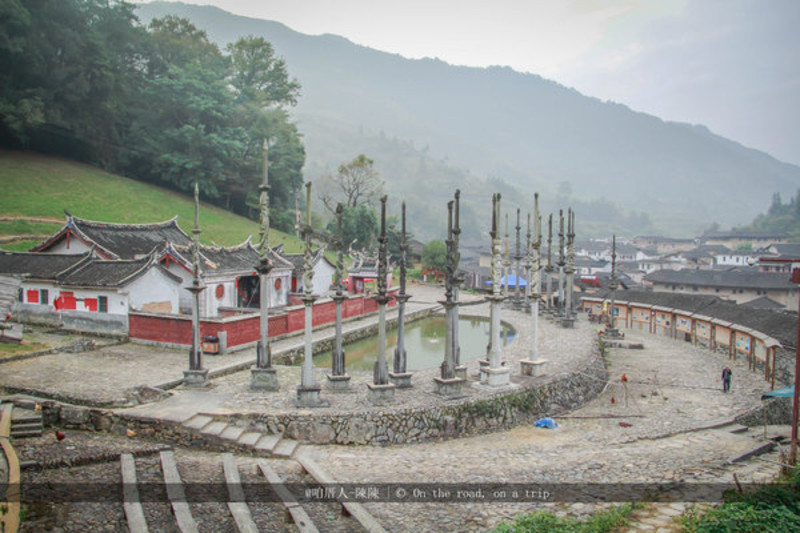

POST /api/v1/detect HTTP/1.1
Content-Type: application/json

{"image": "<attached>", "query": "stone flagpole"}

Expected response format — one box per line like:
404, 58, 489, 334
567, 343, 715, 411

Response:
184, 183, 208, 386
557, 210, 566, 317
296, 182, 327, 407
524, 212, 532, 313
605, 234, 621, 338
326, 203, 350, 390
390, 201, 413, 388
484, 193, 511, 388
562, 208, 576, 328
251, 139, 278, 390
434, 197, 465, 395
368, 196, 396, 403
545, 214, 553, 313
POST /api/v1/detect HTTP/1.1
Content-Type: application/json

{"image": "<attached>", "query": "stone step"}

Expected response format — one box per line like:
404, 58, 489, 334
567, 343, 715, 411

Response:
199, 421, 229, 438
727, 441, 776, 464
257, 460, 319, 533
254, 434, 282, 453
237, 432, 262, 448
272, 438, 299, 458
10, 429, 42, 439
12, 414, 42, 424
159, 450, 199, 533
727, 424, 749, 434
183, 414, 214, 430
296, 455, 387, 533
11, 421, 42, 431
221, 453, 259, 533
120, 453, 149, 533
219, 425, 246, 442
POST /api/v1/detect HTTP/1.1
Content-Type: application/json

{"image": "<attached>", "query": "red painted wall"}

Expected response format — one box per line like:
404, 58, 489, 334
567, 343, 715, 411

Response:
129, 291, 396, 349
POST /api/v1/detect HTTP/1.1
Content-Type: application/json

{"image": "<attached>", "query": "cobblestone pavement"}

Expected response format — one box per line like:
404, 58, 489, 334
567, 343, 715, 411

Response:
297, 329, 784, 532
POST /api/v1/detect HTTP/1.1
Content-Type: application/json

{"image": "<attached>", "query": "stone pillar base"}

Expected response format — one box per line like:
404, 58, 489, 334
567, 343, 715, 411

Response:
520, 358, 548, 377
183, 368, 209, 387
454, 365, 467, 381
433, 376, 465, 396
250, 366, 279, 390
367, 382, 396, 404
296, 385, 329, 408
326, 373, 351, 390
483, 366, 511, 387
479, 360, 508, 383
389, 372, 413, 388
560, 317, 575, 328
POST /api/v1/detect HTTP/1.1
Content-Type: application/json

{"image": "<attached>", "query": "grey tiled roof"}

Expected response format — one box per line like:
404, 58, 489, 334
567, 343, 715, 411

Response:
283, 249, 325, 272
645, 269, 795, 290
171, 239, 292, 274
0, 251, 91, 279
33, 213, 191, 259
584, 289, 797, 347
57, 255, 160, 287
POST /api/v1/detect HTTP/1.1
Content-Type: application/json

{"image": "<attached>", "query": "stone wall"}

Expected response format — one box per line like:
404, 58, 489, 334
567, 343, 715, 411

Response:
735, 396, 793, 426
14, 304, 128, 337
20, 342, 606, 448
223, 348, 607, 445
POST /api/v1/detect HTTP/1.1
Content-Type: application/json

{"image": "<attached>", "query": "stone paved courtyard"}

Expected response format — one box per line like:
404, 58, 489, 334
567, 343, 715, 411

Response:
1, 282, 790, 532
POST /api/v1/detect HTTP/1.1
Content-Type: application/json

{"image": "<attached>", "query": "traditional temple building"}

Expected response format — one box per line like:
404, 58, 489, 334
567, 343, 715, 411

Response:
161, 239, 292, 316
283, 248, 336, 296
0, 250, 183, 333
24, 213, 295, 317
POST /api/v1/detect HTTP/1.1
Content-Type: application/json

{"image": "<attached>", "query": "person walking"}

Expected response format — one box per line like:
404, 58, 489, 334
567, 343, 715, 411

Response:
722, 366, 732, 393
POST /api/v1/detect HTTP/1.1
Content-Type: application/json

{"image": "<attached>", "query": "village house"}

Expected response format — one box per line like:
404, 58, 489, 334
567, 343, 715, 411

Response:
631, 236, 697, 254
0, 250, 183, 334
757, 243, 800, 274
700, 230, 790, 250
25, 212, 296, 318
643, 268, 798, 309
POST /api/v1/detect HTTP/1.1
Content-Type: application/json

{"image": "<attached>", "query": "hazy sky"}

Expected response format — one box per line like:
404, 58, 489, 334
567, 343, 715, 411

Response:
139, 0, 800, 167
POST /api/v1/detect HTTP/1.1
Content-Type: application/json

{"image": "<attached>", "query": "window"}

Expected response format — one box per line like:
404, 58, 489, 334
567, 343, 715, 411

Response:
99, 296, 108, 313
17, 288, 22, 301
40, 289, 49, 305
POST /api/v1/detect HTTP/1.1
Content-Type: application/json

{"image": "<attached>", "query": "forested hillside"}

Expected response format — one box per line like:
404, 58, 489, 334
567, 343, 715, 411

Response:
0, 0, 303, 231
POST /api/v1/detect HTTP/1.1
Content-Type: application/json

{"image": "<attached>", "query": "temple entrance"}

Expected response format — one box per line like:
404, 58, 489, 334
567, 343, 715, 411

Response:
237, 275, 259, 308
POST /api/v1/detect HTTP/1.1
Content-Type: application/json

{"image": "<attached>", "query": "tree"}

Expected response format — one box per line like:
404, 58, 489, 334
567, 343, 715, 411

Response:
319, 154, 385, 213
422, 239, 447, 273
226, 35, 300, 107
326, 204, 378, 251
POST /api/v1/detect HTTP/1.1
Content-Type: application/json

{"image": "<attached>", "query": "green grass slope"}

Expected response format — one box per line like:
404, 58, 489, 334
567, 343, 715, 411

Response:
0, 149, 303, 252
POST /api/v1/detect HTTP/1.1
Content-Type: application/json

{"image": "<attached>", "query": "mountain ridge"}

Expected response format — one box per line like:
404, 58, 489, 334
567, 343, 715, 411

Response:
136, 2, 800, 239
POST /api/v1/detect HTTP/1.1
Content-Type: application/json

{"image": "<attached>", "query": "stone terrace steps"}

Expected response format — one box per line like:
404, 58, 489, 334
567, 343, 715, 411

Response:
296, 450, 388, 533
181, 413, 298, 458
120, 449, 331, 533
9, 406, 43, 439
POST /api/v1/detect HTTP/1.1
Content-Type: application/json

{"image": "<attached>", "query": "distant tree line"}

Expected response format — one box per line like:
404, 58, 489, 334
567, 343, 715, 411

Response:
0, 0, 304, 229
743, 190, 800, 239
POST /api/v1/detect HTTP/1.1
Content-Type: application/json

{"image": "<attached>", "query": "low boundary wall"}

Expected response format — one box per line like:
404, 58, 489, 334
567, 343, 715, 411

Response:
129, 290, 397, 351
582, 297, 789, 389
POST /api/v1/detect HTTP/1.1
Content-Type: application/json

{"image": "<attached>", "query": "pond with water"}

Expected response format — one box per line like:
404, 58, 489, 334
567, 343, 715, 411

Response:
314, 316, 516, 371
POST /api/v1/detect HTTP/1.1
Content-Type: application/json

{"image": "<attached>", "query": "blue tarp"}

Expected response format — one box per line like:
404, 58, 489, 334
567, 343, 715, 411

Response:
534, 417, 558, 429
761, 385, 795, 400
484, 274, 527, 287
